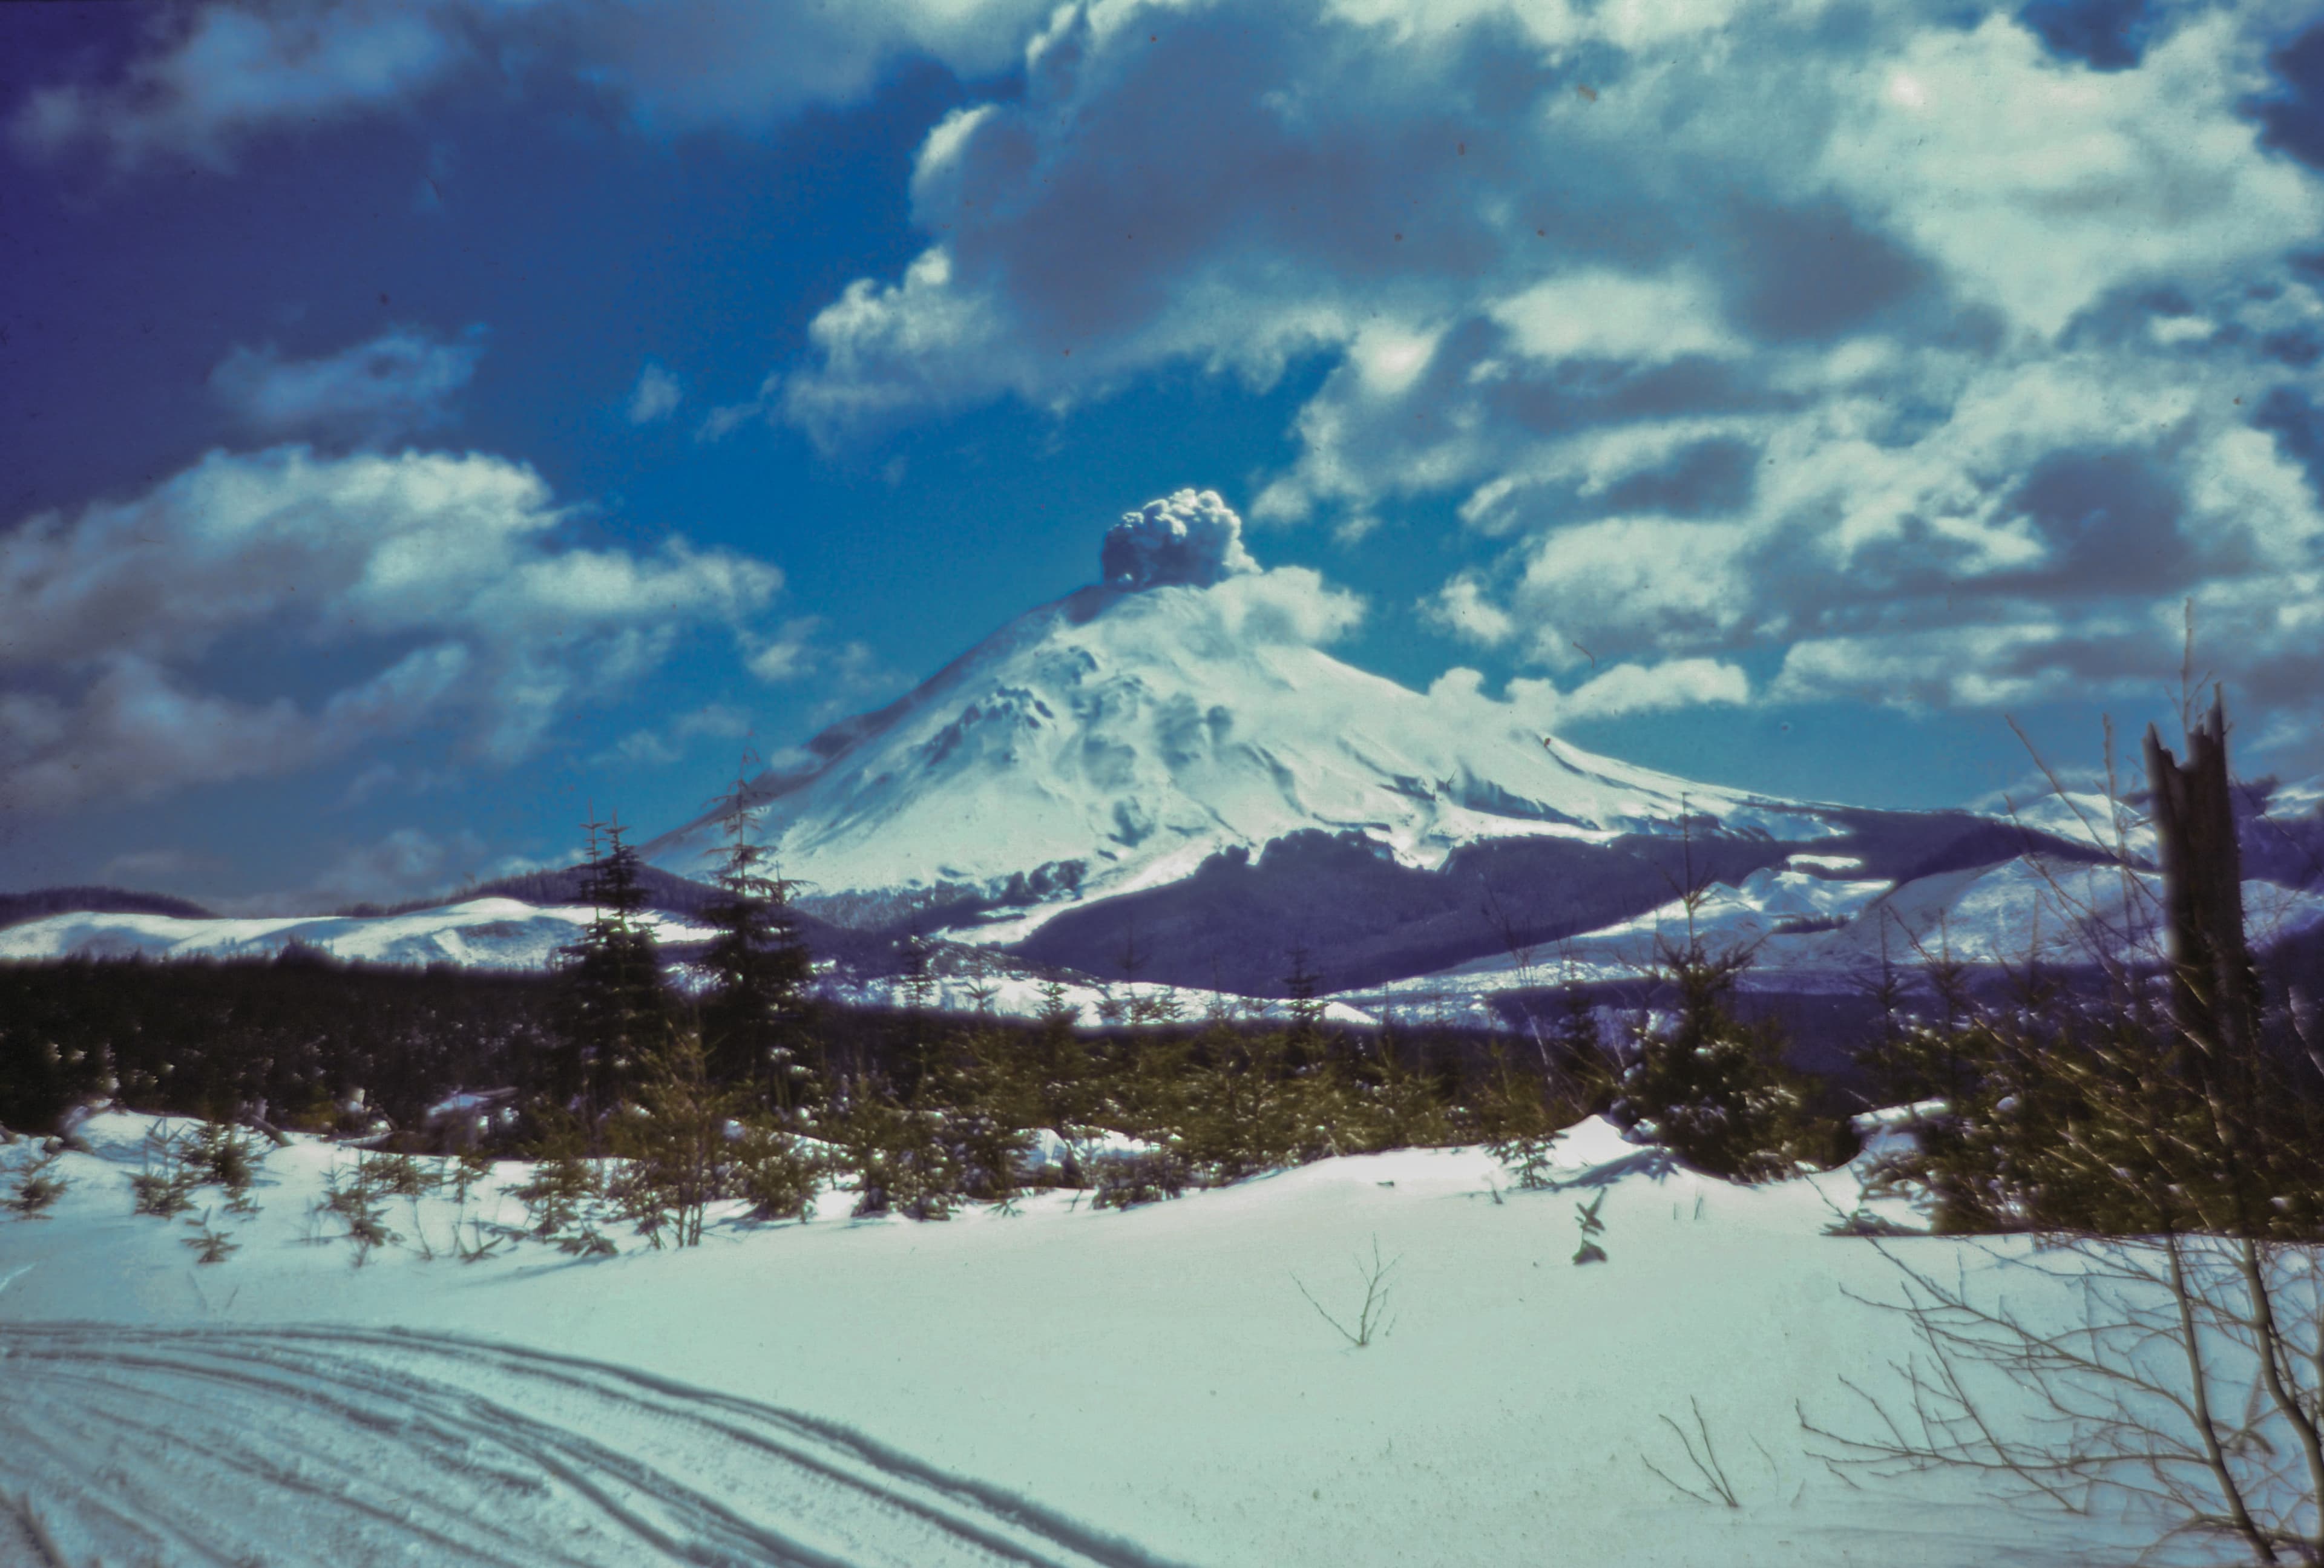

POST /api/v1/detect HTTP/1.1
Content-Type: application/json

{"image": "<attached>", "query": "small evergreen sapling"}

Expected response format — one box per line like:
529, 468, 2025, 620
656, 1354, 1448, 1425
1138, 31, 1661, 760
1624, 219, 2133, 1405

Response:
610, 1029, 731, 1248
1470, 1044, 1571, 1187
131, 1126, 200, 1217
1612, 929, 1823, 1183
131, 1120, 268, 1221
733, 1120, 818, 1221
933, 1028, 1035, 1204
3, 1143, 68, 1217
1352, 1017, 1452, 1153
446, 1148, 493, 1204
182, 1208, 238, 1265
1571, 1189, 1609, 1265
1497, 1130, 1561, 1191
1089, 1147, 1190, 1209
511, 1122, 616, 1255
832, 1079, 958, 1221
363, 1151, 438, 1198
188, 1121, 262, 1206
313, 1157, 401, 1264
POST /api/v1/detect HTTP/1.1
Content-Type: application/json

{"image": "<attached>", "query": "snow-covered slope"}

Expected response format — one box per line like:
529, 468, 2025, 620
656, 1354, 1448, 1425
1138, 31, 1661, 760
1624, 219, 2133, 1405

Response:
1379, 859, 2324, 1004
643, 492, 1835, 933
0, 1111, 2175, 1567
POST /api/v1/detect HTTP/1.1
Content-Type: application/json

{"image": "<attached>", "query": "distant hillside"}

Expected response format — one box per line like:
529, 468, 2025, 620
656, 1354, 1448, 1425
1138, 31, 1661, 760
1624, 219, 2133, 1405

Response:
0, 887, 215, 931
335, 864, 727, 921
336, 864, 899, 973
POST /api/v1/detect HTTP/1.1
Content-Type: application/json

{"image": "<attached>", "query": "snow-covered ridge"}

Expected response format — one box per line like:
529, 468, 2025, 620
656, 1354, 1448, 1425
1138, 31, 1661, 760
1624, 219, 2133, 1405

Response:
1382, 862, 2324, 1005
0, 893, 1364, 1028
0, 898, 717, 971
19, 497, 2321, 1003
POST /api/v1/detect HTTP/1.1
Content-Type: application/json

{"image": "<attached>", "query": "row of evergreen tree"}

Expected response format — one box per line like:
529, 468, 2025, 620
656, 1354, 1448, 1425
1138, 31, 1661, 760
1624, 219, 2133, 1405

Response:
10, 724, 2324, 1247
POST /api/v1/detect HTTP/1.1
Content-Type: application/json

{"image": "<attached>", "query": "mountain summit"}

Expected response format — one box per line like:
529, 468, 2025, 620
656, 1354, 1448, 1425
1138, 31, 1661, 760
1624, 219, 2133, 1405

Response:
643, 491, 1874, 979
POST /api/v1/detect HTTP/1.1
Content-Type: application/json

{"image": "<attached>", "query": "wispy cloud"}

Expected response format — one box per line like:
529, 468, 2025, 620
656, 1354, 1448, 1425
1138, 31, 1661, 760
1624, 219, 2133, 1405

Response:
8, 0, 1057, 171
594, 703, 753, 769
211, 326, 484, 447
626, 361, 682, 425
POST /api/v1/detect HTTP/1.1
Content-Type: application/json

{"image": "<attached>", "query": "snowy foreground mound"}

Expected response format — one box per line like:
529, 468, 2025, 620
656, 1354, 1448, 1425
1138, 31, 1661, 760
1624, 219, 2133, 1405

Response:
0, 1115, 2178, 1567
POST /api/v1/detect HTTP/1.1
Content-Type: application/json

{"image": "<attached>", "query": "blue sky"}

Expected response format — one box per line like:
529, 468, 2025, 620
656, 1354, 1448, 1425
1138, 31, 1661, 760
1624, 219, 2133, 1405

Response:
5, 0, 2324, 910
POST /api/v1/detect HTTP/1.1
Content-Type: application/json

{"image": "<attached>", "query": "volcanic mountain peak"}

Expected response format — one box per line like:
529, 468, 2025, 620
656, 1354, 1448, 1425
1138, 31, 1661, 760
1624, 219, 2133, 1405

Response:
644, 493, 1833, 931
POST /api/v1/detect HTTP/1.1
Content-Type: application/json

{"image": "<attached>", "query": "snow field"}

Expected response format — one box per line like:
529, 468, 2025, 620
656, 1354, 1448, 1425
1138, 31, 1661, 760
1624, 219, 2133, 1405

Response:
0, 1114, 2170, 1566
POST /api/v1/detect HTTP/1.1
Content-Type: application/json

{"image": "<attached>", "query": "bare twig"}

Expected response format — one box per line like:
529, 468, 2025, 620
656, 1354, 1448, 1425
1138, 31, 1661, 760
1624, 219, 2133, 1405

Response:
1643, 1396, 1741, 1507
1292, 1237, 1400, 1349
1803, 1235, 2324, 1564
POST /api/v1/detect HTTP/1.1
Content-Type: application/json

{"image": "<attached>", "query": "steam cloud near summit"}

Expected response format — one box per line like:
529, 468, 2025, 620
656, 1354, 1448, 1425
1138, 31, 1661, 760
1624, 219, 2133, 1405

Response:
1100, 489, 1259, 590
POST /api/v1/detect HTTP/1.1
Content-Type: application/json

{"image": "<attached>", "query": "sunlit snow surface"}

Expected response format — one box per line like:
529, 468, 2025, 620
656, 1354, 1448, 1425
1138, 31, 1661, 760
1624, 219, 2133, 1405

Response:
0, 1323, 1181, 1567
639, 582, 1843, 929
1354, 857, 2324, 1013
0, 1112, 2220, 1567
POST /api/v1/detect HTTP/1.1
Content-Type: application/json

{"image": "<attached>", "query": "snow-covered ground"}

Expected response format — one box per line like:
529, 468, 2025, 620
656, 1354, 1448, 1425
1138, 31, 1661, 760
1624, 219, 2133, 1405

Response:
0, 1113, 2192, 1566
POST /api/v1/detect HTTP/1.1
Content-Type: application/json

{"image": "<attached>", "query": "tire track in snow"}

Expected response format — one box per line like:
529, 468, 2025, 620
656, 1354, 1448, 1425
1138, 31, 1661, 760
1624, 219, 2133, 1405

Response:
0, 1323, 1200, 1568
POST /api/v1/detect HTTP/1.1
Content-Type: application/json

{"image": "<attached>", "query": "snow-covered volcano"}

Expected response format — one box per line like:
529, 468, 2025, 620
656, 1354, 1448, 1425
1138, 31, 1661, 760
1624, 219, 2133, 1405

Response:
643, 493, 1837, 937
13, 492, 2322, 1006
634, 489, 2324, 998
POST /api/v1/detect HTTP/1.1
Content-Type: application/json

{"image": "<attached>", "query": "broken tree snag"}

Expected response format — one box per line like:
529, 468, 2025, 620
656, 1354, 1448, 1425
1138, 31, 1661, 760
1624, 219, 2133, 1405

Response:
2144, 695, 2263, 1082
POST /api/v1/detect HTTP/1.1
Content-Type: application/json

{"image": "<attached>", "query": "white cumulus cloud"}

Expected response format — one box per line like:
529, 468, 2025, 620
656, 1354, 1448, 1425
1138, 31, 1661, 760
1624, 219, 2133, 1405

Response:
758, 0, 2324, 750
0, 443, 789, 810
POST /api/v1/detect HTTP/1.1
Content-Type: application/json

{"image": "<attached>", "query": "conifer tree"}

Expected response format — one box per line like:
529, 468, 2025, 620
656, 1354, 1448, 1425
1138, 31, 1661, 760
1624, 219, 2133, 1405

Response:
892, 932, 938, 1097
556, 813, 670, 1132
1031, 979, 1091, 1132
694, 766, 818, 1114
1282, 945, 1327, 1054
1612, 926, 1819, 1182
611, 1028, 729, 1248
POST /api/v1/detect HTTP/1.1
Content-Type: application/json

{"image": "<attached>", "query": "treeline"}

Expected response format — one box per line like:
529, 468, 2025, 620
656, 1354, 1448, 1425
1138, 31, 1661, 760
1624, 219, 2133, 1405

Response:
0, 952, 563, 1134
8, 715, 2324, 1248
0, 891, 1857, 1192
0, 885, 214, 928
